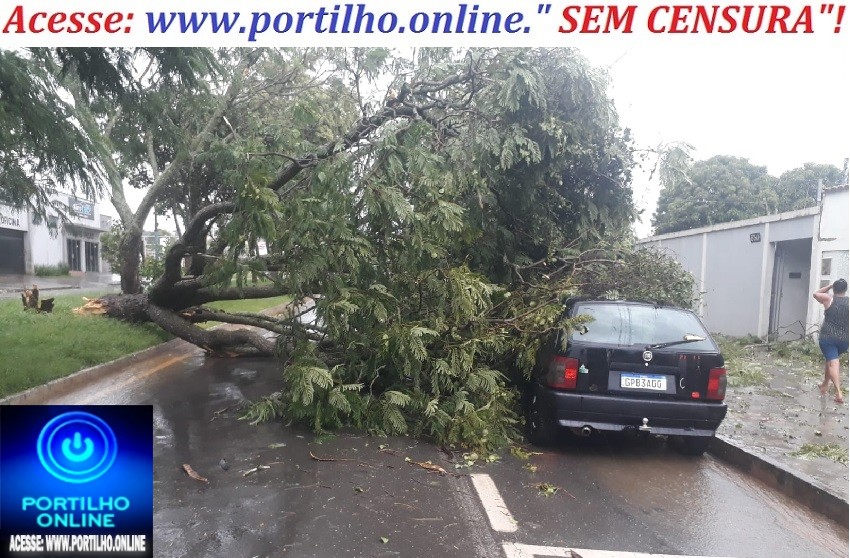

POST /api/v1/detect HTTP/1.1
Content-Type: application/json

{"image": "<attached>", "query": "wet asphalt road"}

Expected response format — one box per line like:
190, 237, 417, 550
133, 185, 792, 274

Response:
35, 345, 849, 558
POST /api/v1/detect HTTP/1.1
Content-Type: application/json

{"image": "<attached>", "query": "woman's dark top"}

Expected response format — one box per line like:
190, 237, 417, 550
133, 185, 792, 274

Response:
821, 296, 849, 343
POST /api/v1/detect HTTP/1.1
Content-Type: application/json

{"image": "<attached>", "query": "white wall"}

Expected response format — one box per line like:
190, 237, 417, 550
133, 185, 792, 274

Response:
11, 195, 112, 273
26, 221, 64, 268
809, 187, 850, 335
820, 187, 849, 247
639, 208, 819, 338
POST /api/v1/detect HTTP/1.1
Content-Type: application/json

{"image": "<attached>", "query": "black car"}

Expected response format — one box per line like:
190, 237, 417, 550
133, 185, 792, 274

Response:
525, 299, 727, 455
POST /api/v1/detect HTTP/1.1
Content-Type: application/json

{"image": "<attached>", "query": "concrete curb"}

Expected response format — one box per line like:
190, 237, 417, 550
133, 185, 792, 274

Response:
709, 434, 848, 526
0, 298, 306, 406
0, 338, 195, 406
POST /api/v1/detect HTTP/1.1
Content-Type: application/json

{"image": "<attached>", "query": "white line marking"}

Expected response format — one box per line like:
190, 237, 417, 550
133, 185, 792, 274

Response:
469, 473, 518, 533
503, 543, 734, 558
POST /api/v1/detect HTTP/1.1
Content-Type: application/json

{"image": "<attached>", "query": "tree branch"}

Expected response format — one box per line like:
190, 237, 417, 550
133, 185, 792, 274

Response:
146, 304, 276, 356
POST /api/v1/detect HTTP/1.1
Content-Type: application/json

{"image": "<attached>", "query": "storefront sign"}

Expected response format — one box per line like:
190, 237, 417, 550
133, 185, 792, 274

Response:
69, 197, 95, 221
0, 205, 28, 231
65, 224, 100, 241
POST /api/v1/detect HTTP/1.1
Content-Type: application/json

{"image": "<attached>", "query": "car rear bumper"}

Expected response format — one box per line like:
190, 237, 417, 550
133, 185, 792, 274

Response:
535, 386, 727, 437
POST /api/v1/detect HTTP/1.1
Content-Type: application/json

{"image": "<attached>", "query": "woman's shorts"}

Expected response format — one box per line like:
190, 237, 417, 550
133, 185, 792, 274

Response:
819, 338, 849, 361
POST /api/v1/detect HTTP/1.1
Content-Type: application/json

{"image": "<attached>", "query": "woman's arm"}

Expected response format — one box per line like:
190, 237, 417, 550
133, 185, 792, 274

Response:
813, 283, 833, 309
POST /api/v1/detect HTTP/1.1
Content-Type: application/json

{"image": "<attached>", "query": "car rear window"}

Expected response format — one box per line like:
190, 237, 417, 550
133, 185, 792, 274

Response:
571, 303, 716, 351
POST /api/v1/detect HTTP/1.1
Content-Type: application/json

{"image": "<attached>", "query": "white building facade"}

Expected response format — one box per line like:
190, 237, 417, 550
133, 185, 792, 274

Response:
638, 185, 849, 340
0, 195, 113, 275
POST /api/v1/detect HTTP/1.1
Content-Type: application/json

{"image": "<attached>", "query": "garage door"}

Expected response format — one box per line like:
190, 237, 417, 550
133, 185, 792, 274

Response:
0, 229, 25, 274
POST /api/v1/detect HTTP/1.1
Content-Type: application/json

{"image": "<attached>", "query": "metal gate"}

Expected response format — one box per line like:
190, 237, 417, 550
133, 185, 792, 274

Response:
0, 229, 26, 274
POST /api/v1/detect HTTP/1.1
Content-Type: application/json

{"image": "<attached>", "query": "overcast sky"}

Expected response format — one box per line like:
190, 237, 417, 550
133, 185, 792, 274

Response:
577, 40, 849, 237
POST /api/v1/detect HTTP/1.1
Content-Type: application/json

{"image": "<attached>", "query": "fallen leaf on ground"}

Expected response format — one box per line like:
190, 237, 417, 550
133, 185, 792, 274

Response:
182, 464, 209, 483
536, 482, 559, 497
510, 446, 543, 460
407, 459, 447, 476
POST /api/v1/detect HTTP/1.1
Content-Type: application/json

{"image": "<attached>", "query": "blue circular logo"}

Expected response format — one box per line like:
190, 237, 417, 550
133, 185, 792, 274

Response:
37, 412, 118, 484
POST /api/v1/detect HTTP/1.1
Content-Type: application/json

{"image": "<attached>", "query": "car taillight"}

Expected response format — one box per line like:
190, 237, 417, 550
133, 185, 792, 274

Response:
706, 368, 727, 400
546, 356, 579, 390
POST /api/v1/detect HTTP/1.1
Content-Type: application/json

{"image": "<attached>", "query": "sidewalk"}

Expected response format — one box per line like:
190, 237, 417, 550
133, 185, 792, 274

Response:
0, 272, 120, 299
712, 345, 848, 524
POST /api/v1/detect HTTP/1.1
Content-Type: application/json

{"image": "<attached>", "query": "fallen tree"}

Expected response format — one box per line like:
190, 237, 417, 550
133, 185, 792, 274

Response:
73, 48, 696, 450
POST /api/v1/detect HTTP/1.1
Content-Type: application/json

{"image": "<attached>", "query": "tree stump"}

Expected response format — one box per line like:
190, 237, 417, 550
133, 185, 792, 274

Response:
38, 298, 55, 313
22, 285, 39, 310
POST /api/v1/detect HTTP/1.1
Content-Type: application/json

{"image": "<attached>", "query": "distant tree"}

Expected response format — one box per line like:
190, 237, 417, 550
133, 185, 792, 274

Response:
99, 222, 125, 272
653, 155, 778, 234
0, 50, 101, 217
774, 163, 844, 212
0, 47, 214, 222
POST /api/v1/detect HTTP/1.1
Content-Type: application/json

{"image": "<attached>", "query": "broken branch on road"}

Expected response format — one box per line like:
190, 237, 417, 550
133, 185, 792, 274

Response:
404, 457, 448, 476
182, 463, 209, 483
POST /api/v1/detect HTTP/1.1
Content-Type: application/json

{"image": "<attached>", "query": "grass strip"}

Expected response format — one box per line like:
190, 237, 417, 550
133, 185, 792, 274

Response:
0, 292, 292, 397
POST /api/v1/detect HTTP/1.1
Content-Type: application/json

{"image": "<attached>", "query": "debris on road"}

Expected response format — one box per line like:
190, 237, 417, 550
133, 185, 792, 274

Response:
242, 465, 271, 477
791, 443, 849, 464
404, 457, 447, 476
510, 446, 542, 460
219, 459, 230, 471
210, 403, 242, 422
309, 451, 357, 462
182, 464, 209, 483
536, 482, 559, 497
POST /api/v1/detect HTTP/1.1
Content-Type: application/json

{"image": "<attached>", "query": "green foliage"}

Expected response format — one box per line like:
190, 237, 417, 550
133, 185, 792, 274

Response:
231, 48, 694, 452
139, 256, 165, 285
0, 50, 101, 218
714, 335, 771, 387
791, 443, 849, 465
769, 339, 823, 365
774, 163, 845, 212
571, 243, 699, 309
653, 154, 844, 234
99, 223, 124, 272
34, 263, 70, 277
653, 155, 777, 234
0, 48, 216, 221
10, 47, 703, 451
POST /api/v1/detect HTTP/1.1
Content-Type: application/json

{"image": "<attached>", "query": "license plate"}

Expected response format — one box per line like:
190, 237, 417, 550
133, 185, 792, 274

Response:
620, 373, 666, 391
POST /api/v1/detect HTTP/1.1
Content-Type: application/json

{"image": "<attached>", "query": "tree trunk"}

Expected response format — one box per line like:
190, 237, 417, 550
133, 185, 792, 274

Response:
119, 230, 143, 294
75, 293, 279, 357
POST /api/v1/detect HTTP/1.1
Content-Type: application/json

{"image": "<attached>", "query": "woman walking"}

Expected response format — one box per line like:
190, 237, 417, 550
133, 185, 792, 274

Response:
813, 278, 849, 403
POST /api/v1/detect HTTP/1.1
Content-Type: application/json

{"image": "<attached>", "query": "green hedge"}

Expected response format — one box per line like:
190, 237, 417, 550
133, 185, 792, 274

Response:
34, 263, 70, 276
